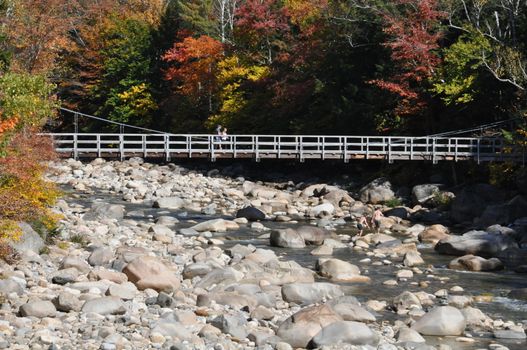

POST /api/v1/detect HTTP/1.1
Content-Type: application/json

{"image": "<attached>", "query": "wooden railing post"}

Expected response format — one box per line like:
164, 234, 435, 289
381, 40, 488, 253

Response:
298, 136, 304, 163
119, 134, 124, 161
387, 137, 392, 163
164, 134, 170, 161
321, 136, 325, 160
432, 138, 437, 164
255, 136, 260, 162
343, 137, 348, 163
97, 134, 101, 158
188, 135, 192, 158
73, 134, 78, 160
142, 135, 147, 158
476, 138, 480, 164
231, 135, 236, 158
277, 136, 281, 158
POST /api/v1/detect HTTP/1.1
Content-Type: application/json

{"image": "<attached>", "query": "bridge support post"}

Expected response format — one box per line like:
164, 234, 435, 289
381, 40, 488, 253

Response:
299, 136, 305, 162
387, 137, 393, 164
476, 139, 480, 164
432, 138, 437, 164
210, 135, 216, 162
73, 134, 78, 160
188, 135, 192, 158
254, 136, 259, 162
143, 135, 147, 158
164, 134, 170, 162
119, 134, 124, 161
343, 137, 348, 163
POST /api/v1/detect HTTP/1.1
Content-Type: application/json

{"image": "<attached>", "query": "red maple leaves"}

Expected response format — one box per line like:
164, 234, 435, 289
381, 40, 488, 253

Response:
371, 0, 446, 116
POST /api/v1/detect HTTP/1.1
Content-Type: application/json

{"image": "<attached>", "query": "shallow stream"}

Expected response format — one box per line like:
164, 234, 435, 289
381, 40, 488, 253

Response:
66, 187, 527, 350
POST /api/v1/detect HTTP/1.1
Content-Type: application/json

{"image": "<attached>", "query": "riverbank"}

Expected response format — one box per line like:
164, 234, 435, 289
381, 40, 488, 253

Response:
0, 158, 525, 350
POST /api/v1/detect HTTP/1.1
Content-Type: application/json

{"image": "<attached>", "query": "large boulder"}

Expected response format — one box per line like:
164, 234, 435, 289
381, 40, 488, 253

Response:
236, 206, 265, 221
276, 304, 342, 348
152, 197, 185, 209
496, 247, 527, 269
392, 291, 422, 312
81, 296, 126, 315
411, 306, 466, 336
450, 184, 505, 223
88, 247, 114, 266
435, 230, 518, 258
210, 313, 248, 339
310, 321, 379, 347
359, 178, 395, 204
476, 195, 527, 227
53, 292, 83, 312
281, 282, 344, 305
317, 259, 368, 283
448, 254, 503, 271
323, 190, 354, 207
19, 300, 56, 318
296, 226, 333, 245
301, 184, 340, 198
10, 222, 44, 255
270, 229, 306, 248
83, 202, 124, 221
508, 288, 527, 301
383, 207, 408, 220
190, 219, 239, 232
123, 256, 180, 292
0, 278, 24, 295
412, 184, 442, 205
331, 303, 376, 323
309, 203, 335, 217
418, 224, 450, 244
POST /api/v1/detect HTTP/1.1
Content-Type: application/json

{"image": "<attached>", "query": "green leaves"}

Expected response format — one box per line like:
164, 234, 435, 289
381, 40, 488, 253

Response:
0, 72, 58, 130
432, 30, 490, 105
93, 19, 157, 127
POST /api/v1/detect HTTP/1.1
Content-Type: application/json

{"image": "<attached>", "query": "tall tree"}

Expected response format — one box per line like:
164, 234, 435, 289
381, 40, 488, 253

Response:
1, 0, 81, 74
164, 34, 224, 112
370, 0, 446, 119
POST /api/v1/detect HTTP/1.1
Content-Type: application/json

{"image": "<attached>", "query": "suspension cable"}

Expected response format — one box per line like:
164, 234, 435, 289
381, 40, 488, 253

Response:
60, 107, 168, 134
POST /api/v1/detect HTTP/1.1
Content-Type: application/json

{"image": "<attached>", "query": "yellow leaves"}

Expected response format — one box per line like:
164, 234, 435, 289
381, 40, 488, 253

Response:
117, 83, 157, 115
208, 56, 269, 127
217, 57, 269, 84
0, 220, 22, 242
285, 0, 328, 27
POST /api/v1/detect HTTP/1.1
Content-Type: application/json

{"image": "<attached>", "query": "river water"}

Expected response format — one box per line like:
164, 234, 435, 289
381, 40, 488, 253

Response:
67, 187, 527, 350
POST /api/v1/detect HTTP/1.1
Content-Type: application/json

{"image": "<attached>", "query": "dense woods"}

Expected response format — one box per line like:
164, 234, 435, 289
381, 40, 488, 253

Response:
1, 1, 527, 245
0, 0, 525, 136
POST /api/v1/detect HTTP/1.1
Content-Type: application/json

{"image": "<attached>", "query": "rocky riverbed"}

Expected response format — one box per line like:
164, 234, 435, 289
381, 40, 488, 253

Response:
1, 157, 526, 350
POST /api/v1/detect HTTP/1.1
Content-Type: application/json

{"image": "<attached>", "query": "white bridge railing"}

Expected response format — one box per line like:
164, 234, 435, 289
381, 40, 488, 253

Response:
43, 133, 525, 163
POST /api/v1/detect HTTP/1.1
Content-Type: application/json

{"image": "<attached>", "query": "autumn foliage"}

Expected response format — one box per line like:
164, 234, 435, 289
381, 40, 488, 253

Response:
0, 71, 59, 257
164, 35, 224, 103
370, 0, 446, 117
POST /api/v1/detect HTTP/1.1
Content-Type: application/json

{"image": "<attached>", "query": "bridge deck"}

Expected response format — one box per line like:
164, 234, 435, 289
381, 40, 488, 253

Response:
44, 133, 525, 163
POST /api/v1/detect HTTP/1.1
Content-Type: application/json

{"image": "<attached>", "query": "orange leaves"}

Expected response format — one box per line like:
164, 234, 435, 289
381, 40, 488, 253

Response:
163, 35, 224, 99
0, 132, 59, 226
4, 0, 82, 73
0, 116, 19, 135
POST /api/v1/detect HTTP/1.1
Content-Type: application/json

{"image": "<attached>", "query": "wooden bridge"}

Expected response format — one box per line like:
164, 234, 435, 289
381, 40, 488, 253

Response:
44, 133, 524, 163
44, 108, 525, 163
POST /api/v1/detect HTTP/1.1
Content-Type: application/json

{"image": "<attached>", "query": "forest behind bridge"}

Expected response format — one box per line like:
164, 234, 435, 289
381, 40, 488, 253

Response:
1, 0, 527, 137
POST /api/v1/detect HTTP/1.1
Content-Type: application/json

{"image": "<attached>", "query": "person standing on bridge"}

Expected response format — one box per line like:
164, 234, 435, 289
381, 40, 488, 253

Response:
221, 127, 229, 149
216, 125, 222, 149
